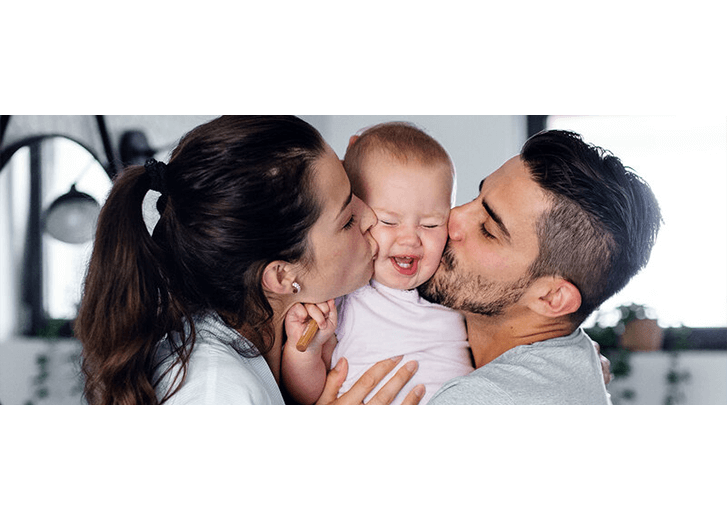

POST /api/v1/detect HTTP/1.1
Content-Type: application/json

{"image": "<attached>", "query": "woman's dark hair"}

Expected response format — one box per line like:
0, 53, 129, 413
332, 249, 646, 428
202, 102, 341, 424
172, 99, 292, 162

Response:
75, 116, 326, 404
521, 130, 662, 325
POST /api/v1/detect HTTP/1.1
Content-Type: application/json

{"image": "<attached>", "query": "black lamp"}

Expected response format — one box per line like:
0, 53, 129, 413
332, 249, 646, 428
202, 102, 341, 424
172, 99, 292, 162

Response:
120, 130, 156, 166
38, 129, 156, 245
42, 183, 101, 244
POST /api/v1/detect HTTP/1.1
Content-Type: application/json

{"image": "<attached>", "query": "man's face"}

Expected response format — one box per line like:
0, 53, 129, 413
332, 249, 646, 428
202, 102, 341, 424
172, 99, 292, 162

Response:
419, 156, 550, 316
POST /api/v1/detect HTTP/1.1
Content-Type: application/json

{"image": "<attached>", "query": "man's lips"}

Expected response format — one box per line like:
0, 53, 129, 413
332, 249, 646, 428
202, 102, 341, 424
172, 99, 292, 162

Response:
390, 256, 419, 276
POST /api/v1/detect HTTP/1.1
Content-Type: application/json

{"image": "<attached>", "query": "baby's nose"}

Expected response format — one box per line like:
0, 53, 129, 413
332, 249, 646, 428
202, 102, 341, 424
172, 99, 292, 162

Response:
397, 227, 421, 246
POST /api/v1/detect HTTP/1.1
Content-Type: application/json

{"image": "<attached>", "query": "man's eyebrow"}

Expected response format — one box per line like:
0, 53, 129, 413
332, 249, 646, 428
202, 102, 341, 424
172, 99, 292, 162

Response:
482, 198, 511, 241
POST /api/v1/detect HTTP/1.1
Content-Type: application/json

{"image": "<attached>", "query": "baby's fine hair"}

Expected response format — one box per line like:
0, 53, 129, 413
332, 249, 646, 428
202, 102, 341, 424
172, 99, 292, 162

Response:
343, 121, 454, 195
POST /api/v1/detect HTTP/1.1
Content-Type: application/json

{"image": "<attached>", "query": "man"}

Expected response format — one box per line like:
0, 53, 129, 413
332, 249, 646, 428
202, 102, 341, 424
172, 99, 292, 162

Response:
420, 130, 662, 404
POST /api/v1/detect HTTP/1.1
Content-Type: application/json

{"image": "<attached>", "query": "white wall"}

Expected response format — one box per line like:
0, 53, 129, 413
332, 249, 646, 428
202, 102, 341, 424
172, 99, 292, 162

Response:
300, 116, 527, 207
5, 115, 527, 209
608, 351, 727, 405
4, 115, 528, 209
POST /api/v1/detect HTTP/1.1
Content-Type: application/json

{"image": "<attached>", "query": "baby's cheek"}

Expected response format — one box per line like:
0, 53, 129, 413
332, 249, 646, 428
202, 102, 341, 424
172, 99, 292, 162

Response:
415, 236, 444, 279
429, 228, 450, 258
369, 226, 394, 256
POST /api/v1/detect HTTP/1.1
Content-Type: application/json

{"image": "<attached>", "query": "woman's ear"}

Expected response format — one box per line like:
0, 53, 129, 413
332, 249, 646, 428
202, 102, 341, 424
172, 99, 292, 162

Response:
527, 277, 582, 318
261, 261, 296, 295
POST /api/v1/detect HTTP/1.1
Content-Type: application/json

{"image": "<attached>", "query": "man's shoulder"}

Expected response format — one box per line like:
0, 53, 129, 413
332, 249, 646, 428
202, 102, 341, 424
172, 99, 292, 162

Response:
428, 370, 516, 405
428, 329, 610, 405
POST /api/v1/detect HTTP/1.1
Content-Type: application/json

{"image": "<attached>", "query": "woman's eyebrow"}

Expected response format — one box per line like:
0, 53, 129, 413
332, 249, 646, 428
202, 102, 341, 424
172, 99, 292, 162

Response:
337, 189, 353, 218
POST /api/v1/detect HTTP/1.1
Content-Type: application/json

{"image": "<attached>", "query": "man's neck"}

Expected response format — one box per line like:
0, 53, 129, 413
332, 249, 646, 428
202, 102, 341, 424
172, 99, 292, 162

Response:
465, 310, 577, 368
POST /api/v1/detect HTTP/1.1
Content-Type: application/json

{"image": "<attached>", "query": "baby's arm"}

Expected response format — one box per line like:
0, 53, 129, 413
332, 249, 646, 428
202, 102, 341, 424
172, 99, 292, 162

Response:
281, 300, 338, 404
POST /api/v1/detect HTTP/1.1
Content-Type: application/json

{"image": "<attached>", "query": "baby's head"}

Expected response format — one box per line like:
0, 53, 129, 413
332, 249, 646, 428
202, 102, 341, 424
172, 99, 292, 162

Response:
344, 122, 455, 291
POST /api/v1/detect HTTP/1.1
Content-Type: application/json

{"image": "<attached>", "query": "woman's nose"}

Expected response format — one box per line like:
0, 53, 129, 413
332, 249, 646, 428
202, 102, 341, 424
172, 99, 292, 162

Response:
358, 197, 377, 233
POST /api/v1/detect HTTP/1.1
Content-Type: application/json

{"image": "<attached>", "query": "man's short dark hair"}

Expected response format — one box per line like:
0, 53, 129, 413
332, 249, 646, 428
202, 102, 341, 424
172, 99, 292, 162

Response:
521, 130, 662, 325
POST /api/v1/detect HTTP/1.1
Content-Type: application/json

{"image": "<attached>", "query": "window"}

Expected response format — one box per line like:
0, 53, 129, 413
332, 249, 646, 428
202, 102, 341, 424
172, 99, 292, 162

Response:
0, 136, 111, 337
545, 116, 727, 329
44, 138, 110, 319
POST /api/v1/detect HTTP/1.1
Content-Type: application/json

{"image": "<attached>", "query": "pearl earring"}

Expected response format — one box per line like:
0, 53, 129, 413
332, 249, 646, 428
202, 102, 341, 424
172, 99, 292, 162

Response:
292, 282, 301, 294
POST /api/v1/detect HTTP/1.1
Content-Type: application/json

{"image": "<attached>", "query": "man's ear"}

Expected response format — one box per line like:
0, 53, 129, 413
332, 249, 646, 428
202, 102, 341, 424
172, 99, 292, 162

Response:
261, 261, 296, 295
527, 277, 582, 318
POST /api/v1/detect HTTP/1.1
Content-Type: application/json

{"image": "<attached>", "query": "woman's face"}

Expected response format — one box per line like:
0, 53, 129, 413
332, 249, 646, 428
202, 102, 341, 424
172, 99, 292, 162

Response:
299, 146, 378, 302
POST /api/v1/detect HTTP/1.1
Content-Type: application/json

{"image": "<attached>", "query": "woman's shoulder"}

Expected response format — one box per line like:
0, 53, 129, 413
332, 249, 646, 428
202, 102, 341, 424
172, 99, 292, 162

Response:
160, 314, 284, 405
167, 345, 282, 405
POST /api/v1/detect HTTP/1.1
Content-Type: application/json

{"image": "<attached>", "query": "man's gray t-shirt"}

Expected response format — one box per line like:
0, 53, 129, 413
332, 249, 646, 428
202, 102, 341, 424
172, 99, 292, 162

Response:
428, 329, 611, 405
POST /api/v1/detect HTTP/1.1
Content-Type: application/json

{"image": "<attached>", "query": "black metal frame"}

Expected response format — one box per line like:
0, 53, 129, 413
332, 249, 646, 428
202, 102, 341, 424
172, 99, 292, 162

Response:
527, 115, 548, 138
0, 129, 110, 337
0, 115, 118, 180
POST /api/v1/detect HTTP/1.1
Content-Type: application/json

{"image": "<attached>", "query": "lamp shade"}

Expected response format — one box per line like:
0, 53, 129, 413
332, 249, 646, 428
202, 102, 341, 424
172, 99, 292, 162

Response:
43, 184, 101, 244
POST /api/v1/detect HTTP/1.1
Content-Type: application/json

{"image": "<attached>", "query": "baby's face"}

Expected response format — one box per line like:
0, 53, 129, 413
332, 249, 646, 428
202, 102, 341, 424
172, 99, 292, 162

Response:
358, 151, 453, 291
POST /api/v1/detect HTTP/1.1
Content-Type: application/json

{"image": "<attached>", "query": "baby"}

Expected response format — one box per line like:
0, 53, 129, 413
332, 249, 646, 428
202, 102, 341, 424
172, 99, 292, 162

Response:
281, 122, 473, 404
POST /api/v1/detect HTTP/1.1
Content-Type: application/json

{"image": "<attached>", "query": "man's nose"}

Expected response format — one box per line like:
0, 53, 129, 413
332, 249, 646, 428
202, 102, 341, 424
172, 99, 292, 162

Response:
448, 204, 465, 241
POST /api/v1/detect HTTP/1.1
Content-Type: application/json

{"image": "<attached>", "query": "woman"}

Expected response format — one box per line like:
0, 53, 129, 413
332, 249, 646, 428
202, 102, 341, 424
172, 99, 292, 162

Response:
75, 116, 423, 404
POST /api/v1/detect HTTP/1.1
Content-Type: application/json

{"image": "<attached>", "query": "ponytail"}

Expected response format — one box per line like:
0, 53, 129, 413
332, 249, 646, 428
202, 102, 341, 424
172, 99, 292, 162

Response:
76, 116, 327, 405
76, 165, 185, 404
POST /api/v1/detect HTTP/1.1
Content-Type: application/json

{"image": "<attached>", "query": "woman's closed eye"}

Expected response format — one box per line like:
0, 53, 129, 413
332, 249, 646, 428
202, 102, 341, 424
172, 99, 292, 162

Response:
343, 214, 357, 230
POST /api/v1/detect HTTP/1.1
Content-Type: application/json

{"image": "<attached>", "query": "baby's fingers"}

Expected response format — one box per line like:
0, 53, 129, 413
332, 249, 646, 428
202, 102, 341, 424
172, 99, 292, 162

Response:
286, 303, 310, 324
304, 303, 331, 330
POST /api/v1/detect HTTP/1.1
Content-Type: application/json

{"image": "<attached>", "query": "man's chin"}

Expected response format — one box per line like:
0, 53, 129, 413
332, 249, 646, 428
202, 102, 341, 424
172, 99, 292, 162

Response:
420, 269, 532, 317
419, 247, 456, 304
418, 273, 457, 308
417, 279, 440, 305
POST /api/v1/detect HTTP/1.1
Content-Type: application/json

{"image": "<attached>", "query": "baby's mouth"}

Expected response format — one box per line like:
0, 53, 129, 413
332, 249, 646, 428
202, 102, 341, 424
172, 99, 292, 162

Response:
390, 256, 419, 276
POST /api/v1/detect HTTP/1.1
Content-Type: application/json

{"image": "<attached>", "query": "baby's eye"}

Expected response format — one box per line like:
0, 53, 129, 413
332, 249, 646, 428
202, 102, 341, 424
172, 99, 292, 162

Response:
379, 219, 397, 226
422, 223, 441, 229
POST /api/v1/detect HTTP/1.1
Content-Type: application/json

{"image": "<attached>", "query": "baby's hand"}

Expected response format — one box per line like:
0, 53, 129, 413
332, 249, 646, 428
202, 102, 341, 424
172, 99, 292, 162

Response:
284, 300, 337, 355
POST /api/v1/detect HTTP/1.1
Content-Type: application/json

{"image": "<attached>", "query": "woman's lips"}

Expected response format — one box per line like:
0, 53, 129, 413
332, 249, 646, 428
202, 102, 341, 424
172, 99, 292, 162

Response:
390, 256, 419, 276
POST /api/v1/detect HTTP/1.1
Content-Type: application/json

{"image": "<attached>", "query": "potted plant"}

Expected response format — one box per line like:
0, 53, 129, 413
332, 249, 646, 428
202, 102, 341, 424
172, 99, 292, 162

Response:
586, 303, 663, 404
616, 304, 664, 352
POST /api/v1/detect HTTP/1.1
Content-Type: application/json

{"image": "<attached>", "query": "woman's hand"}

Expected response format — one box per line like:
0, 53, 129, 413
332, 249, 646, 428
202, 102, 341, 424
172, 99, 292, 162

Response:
316, 356, 425, 405
594, 342, 613, 385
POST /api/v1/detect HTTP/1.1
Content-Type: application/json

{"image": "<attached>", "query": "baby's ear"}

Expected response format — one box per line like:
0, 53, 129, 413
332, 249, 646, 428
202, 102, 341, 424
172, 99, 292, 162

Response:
347, 135, 359, 152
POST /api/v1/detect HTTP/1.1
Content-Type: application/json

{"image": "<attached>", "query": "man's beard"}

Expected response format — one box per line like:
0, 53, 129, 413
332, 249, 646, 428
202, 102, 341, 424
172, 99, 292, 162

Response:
419, 245, 532, 316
